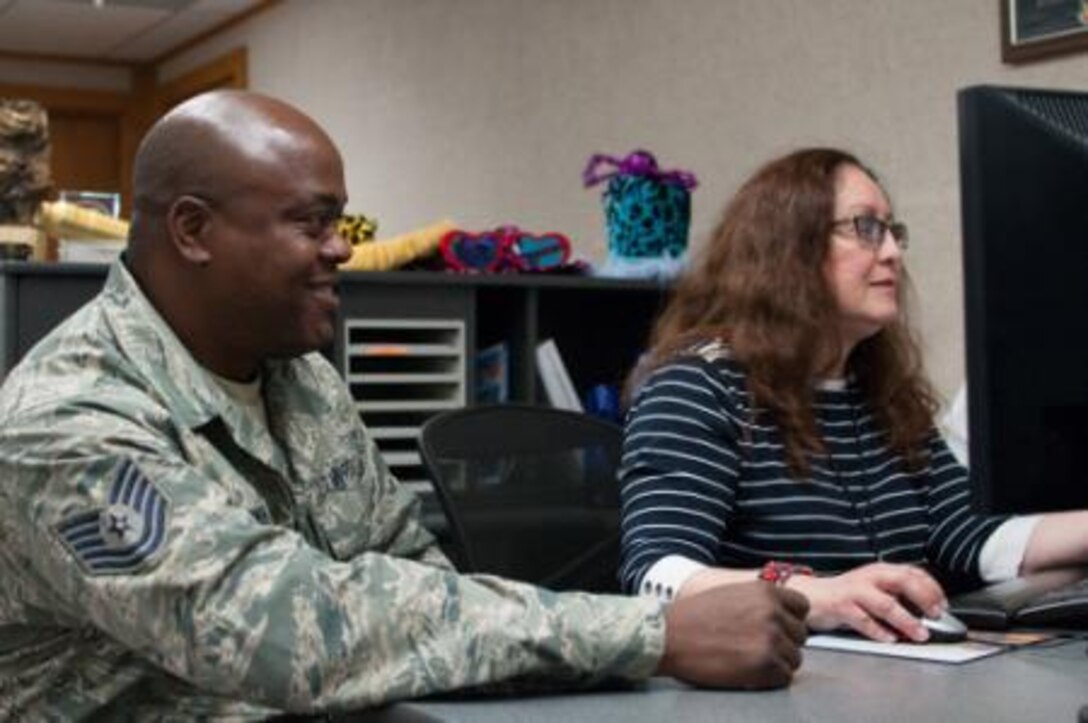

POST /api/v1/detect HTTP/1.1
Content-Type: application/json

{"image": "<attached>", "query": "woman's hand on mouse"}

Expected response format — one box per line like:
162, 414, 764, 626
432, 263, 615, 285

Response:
786, 562, 946, 642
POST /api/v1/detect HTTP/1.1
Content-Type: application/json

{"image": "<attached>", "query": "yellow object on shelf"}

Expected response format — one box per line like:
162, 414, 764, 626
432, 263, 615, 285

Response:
339, 219, 455, 271
39, 200, 129, 241
337, 213, 379, 245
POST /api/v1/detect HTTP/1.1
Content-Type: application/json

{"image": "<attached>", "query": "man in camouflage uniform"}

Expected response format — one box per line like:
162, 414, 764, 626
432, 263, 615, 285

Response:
0, 91, 808, 719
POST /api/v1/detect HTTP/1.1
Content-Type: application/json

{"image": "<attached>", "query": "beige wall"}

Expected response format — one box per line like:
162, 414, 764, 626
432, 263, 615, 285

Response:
162, 0, 1088, 400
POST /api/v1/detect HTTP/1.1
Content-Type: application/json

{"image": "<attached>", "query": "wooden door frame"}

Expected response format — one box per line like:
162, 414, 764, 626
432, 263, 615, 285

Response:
0, 47, 248, 218
0, 81, 131, 211
153, 47, 248, 116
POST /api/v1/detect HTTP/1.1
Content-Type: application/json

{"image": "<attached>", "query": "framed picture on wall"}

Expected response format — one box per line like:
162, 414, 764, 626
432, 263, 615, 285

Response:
1002, 0, 1088, 63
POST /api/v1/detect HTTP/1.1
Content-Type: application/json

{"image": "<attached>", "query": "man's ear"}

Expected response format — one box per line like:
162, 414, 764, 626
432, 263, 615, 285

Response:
166, 195, 214, 265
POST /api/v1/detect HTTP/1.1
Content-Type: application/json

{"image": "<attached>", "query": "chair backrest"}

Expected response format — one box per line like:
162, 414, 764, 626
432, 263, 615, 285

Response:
419, 404, 623, 593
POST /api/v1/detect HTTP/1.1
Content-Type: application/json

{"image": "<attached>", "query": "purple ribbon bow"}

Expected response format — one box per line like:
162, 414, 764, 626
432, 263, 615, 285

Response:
582, 149, 698, 190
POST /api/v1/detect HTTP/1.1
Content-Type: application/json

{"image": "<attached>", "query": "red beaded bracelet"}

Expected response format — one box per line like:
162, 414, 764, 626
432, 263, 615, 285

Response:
758, 561, 814, 587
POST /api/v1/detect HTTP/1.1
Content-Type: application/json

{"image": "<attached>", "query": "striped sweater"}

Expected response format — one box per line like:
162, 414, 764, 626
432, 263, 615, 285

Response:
618, 343, 1006, 593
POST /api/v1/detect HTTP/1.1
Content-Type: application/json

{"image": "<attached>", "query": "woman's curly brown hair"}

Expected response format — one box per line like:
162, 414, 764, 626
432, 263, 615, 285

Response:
629, 147, 939, 476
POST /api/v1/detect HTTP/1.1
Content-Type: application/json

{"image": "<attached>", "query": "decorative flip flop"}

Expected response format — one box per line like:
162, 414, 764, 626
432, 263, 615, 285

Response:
440, 229, 510, 272
506, 230, 570, 271
440, 226, 572, 273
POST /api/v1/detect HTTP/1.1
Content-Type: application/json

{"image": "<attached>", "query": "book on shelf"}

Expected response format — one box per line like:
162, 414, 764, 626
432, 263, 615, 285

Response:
475, 341, 509, 404
535, 338, 583, 412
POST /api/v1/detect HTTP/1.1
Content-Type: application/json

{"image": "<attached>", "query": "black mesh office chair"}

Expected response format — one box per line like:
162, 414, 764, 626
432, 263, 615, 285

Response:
419, 404, 623, 593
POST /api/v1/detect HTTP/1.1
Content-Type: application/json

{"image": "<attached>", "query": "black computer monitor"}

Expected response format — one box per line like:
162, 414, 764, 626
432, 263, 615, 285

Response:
959, 84, 1088, 514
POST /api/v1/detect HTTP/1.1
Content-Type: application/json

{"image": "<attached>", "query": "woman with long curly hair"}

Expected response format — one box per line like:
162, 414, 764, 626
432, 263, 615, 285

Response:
619, 147, 1088, 642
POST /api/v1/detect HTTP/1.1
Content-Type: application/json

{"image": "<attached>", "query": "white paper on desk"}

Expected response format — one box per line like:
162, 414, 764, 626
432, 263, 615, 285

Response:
806, 634, 1004, 664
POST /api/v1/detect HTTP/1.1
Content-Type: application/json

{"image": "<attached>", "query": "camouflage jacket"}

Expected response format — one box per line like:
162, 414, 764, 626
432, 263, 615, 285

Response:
0, 262, 664, 720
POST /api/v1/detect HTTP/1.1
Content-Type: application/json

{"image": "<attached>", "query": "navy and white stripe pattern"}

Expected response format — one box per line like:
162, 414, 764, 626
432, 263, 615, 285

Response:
619, 344, 1006, 593
56, 460, 169, 575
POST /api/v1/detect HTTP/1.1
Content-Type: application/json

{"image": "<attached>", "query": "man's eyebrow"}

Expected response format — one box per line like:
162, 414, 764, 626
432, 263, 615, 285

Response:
311, 193, 345, 208
288, 195, 345, 214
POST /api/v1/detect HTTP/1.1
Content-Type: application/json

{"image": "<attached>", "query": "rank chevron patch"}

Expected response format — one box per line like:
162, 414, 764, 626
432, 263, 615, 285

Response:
56, 460, 169, 575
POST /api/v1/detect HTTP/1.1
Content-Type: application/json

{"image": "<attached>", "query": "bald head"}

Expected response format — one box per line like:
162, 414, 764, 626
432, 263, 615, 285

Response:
123, 90, 351, 380
129, 90, 338, 259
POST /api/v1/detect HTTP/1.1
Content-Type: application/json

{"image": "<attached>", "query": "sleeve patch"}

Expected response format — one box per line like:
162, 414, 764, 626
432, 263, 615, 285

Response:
55, 460, 170, 575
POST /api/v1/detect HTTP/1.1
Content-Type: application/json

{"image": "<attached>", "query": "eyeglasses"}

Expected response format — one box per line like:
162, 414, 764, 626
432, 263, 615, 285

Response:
831, 215, 909, 251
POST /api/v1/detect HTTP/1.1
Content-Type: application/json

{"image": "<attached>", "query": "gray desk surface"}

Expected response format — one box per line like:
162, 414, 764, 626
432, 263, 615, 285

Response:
359, 639, 1087, 722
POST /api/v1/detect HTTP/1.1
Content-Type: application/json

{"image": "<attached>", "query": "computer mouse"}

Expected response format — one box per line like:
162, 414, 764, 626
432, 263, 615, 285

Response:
919, 610, 968, 643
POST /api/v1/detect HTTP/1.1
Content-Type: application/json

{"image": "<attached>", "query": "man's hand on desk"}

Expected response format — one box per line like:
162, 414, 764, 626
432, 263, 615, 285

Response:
657, 581, 809, 689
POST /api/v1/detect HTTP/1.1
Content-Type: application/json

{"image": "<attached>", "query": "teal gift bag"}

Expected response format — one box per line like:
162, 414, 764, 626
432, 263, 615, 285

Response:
583, 150, 697, 279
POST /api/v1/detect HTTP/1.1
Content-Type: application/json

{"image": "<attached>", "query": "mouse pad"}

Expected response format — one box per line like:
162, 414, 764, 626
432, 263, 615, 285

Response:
806, 633, 1005, 664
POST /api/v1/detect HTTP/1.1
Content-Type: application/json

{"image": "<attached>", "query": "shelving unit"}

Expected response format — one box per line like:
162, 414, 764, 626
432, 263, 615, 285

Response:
0, 263, 670, 534
342, 318, 466, 497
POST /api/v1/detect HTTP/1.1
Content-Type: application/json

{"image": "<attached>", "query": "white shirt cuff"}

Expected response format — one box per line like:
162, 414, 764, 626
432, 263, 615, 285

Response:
979, 515, 1042, 583
638, 555, 709, 604
940, 386, 970, 466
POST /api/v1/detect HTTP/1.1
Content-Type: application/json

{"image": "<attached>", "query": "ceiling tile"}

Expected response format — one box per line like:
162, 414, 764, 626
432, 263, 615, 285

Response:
0, 0, 264, 62
115, 1, 255, 60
